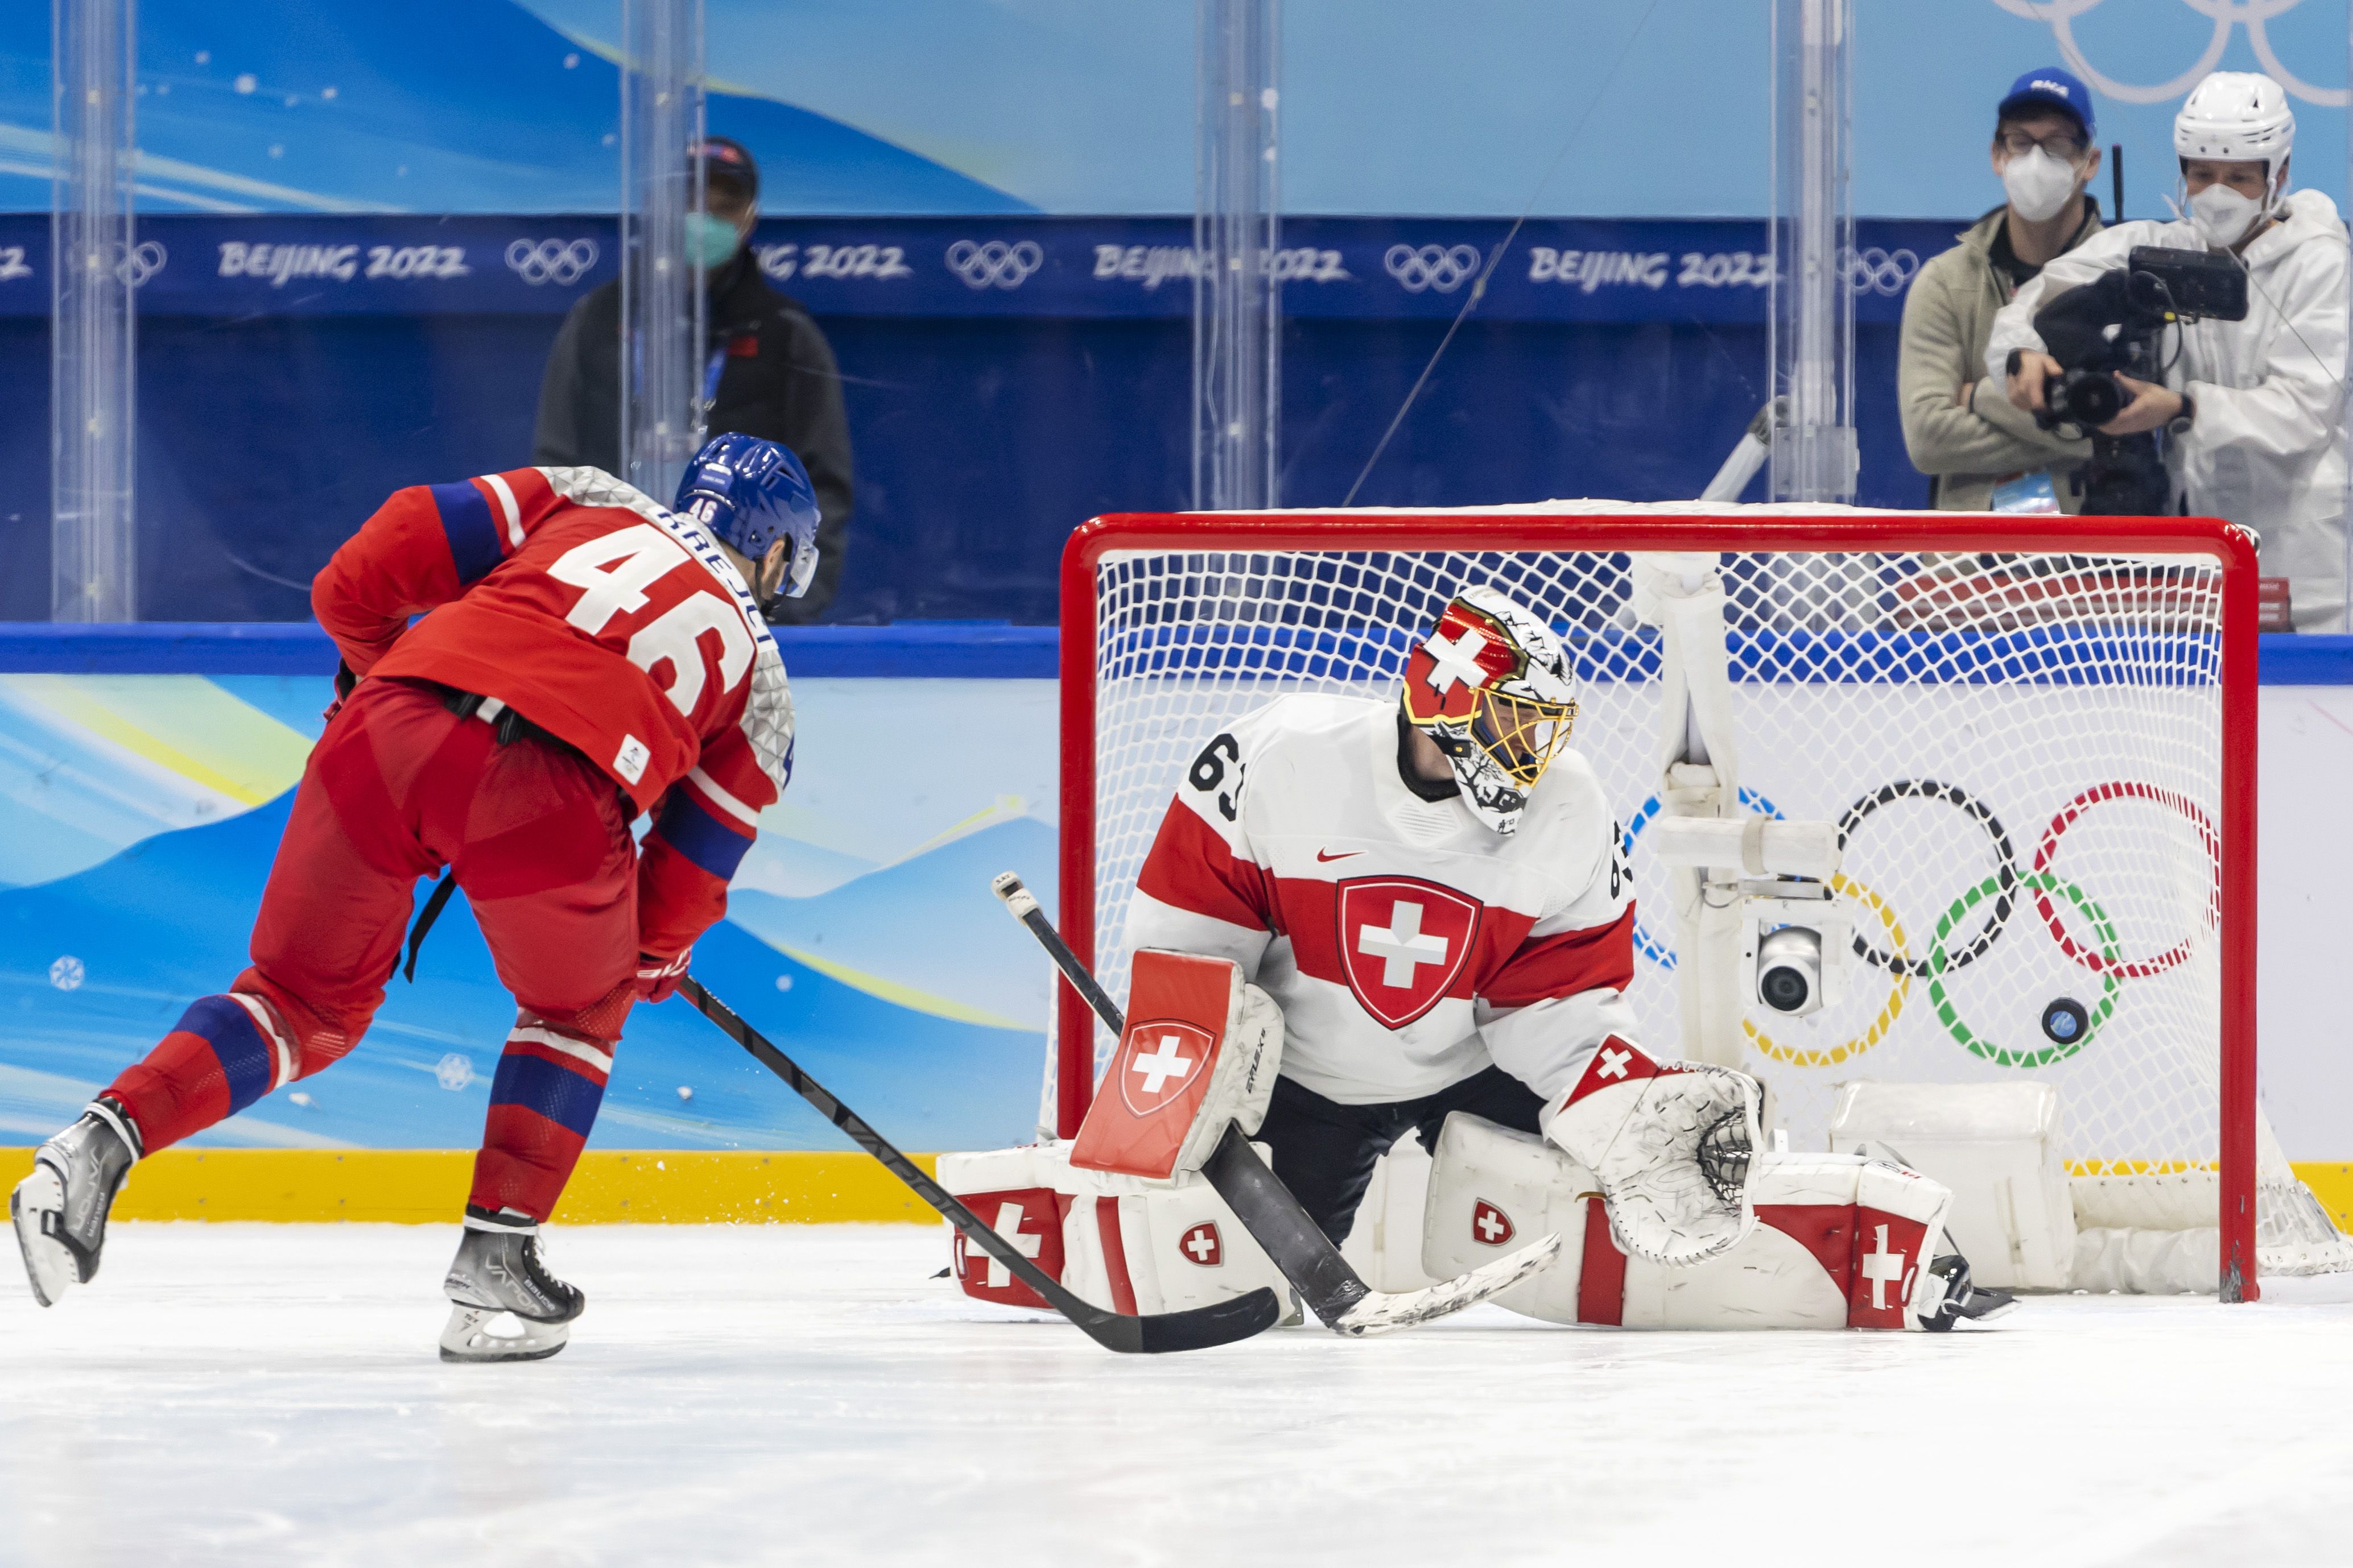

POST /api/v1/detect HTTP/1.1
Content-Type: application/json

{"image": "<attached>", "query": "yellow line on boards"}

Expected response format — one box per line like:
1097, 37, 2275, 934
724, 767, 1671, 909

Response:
0, 1148, 943, 1225
6, 1148, 2349, 1237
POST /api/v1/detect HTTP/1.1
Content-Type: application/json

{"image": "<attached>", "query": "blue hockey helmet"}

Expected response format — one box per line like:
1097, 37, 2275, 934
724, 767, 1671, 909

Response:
673, 433, 823, 601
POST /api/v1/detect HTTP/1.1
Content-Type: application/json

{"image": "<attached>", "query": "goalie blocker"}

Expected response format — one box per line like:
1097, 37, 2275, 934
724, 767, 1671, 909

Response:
943, 948, 1291, 1318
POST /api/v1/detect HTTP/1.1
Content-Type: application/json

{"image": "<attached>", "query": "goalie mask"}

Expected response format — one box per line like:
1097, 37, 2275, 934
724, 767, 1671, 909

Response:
1401, 585, 1579, 835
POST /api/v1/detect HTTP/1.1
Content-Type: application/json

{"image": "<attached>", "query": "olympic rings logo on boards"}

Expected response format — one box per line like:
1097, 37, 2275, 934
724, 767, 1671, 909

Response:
505, 238, 599, 286
1846, 247, 1919, 298
1384, 243, 1481, 294
947, 239, 1043, 291
114, 241, 166, 288
1989, 0, 2348, 107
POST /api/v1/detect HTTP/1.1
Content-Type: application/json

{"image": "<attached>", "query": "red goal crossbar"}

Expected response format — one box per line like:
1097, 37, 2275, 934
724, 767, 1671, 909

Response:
1055, 510, 2262, 1300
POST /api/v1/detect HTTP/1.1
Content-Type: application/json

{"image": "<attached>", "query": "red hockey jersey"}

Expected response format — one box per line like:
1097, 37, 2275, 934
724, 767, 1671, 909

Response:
312, 465, 792, 959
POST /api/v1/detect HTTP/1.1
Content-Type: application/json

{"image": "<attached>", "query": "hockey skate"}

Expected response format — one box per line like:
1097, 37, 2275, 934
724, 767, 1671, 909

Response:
11, 1099, 142, 1308
440, 1208, 585, 1363
1922, 1252, 2017, 1331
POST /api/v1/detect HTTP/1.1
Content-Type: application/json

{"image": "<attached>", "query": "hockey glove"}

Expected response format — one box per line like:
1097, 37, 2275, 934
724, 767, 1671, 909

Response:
323, 659, 357, 724
1542, 1037, 1760, 1268
635, 950, 691, 1005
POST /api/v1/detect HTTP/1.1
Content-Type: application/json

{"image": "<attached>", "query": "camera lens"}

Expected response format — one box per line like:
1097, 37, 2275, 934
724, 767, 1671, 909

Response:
1759, 964, 1811, 1012
1756, 926, 1822, 1014
2049, 369, 2124, 427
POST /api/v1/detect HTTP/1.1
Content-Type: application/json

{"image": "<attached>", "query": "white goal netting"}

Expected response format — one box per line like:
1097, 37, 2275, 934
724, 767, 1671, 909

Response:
1057, 508, 2347, 1282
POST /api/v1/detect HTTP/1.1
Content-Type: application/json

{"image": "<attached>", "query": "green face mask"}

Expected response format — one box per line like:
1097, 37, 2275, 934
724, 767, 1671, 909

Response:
684, 211, 742, 268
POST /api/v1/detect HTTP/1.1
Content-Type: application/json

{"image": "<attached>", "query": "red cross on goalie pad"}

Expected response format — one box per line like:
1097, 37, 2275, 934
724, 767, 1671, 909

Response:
950, 1186, 1068, 1312
1070, 949, 1239, 1181
1848, 1209, 1931, 1330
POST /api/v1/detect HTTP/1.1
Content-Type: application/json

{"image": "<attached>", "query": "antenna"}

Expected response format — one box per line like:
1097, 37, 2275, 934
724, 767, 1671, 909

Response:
2111, 142, 2124, 222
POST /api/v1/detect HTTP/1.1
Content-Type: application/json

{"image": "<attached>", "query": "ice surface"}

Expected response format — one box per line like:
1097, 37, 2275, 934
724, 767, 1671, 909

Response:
5, 1223, 2353, 1567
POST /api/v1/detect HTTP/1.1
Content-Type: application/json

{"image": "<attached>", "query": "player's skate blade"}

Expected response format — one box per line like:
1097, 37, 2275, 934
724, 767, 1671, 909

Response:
440, 1210, 583, 1362
11, 1102, 140, 1308
439, 1306, 572, 1363
1330, 1232, 1562, 1337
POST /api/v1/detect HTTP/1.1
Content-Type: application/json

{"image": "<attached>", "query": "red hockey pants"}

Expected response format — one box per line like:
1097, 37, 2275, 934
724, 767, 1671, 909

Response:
105, 677, 641, 1222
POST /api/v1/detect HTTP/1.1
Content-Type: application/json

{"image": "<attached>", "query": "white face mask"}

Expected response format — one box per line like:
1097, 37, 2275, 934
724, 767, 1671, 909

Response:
2187, 180, 2265, 247
2001, 147, 2082, 222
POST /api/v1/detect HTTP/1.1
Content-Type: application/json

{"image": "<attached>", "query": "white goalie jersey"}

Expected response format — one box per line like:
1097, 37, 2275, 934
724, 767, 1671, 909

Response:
1124, 693, 1639, 1105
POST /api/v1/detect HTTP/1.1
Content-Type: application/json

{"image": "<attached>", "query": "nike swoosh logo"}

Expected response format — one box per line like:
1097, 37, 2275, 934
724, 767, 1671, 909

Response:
1315, 849, 1361, 863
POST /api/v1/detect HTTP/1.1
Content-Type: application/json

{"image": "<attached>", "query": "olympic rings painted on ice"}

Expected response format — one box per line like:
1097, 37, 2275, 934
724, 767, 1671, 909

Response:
1622, 787, 1782, 970
1987, 0, 2348, 110
2032, 781, 2221, 980
1929, 870, 2121, 1069
1743, 873, 1913, 1068
505, 238, 598, 286
1837, 780, 2018, 979
1384, 244, 1482, 295
946, 239, 1043, 291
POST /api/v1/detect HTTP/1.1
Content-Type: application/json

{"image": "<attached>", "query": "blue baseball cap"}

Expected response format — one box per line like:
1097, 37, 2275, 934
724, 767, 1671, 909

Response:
1999, 67, 2095, 138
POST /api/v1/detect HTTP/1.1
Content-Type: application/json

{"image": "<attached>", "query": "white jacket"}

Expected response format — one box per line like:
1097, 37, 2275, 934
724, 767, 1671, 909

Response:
1985, 188, 2349, 531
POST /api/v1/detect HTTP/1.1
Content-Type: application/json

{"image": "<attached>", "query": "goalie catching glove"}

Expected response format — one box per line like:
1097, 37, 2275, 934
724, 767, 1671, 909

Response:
1543, 1036, 1761, 1268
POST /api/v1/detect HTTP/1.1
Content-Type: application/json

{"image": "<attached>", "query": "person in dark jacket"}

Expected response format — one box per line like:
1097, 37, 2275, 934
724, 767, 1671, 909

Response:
532, 136, 854, 622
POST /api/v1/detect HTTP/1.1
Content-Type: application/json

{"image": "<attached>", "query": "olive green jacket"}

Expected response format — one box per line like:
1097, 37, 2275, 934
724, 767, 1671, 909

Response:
1897, 203, 2103, 511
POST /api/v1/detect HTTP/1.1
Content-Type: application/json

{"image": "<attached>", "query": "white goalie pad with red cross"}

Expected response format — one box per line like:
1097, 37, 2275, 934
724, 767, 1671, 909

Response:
1425, 1114, 1960, 1331
938, 1141, 1290, 1318
1067, 948, 1282, 1181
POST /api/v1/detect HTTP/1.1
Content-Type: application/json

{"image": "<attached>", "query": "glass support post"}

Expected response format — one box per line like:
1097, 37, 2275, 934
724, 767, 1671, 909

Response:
618, 0, 707, 505
1192, 0, 1281, 511
1768, 0, 1856, 503
51, 0, 138, 622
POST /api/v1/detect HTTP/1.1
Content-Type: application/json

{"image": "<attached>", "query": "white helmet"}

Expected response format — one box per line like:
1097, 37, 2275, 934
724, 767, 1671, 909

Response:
2174, 71, 2294, 181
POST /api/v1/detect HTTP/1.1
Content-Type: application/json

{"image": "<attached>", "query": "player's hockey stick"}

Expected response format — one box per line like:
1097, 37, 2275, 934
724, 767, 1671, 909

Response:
992, 872, 1560, 1337
678, 975, 1280, 1355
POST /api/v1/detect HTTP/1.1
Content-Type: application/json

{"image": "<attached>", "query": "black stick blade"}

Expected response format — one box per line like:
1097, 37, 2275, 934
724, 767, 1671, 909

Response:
1132, 1287, 1285, 1353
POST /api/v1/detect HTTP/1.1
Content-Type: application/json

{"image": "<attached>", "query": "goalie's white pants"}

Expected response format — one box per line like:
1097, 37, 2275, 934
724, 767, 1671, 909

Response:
1424, 1115, 1960, 1331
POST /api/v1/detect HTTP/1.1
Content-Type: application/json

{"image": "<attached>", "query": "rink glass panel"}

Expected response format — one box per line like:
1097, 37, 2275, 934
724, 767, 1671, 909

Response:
1055, 513, 2248, 1218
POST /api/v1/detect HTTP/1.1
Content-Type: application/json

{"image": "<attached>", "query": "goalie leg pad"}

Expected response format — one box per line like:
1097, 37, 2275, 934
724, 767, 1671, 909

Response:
1425, 1114, 1966, 1330
1067, 949, 1283, 1181
939, 1142, 1289, 1318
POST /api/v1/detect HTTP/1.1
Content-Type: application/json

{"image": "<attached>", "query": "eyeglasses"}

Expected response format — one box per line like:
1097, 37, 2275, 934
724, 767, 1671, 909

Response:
1998, 131, 2089, 162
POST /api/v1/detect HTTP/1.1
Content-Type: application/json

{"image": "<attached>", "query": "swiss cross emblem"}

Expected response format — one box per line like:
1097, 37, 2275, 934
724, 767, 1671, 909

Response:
1402, 601, 1524, 725
1179, 1221, 1224, 1267
1471, 1199, 1516, 1247
1114, 1020, 1216, 1118
1334, 877, 1481, 1029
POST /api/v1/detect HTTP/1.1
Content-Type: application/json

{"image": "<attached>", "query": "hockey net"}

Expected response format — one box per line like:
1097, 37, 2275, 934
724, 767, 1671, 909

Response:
1051, 504, 2350, 1297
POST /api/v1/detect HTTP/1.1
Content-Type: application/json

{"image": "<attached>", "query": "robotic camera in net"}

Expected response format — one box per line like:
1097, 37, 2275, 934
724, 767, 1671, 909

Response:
2029, 246, 2248, 515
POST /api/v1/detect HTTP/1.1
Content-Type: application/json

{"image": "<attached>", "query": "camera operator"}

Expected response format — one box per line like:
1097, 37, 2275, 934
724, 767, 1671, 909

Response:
1989, 72, 2348, 629
1900, 68, 2104, 512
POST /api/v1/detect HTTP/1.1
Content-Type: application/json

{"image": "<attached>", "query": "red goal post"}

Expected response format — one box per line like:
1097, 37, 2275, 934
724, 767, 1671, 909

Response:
1056, 509, 2262, 1298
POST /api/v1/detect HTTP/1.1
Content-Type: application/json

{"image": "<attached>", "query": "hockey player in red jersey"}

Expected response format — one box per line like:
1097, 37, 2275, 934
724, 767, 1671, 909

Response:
1125, 585, 1766, 1265
11, 434, 819, 1362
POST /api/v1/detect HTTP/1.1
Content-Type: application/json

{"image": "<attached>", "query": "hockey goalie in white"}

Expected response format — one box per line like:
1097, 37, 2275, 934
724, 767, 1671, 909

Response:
945, 585, 2013, 1333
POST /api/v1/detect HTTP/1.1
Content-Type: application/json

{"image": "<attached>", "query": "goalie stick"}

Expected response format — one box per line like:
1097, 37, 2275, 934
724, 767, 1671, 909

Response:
679, 976, 1281, 1355
992, 872, 1560, 1336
